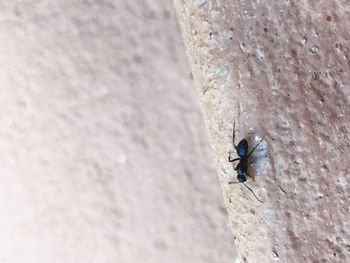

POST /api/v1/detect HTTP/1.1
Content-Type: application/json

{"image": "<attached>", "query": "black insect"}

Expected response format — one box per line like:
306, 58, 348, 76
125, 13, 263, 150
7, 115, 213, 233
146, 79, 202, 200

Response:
228, 123, 264, 203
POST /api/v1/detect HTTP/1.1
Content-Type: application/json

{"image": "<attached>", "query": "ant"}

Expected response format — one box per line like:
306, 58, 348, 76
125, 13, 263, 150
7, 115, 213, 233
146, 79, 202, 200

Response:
228, 122, 264, 203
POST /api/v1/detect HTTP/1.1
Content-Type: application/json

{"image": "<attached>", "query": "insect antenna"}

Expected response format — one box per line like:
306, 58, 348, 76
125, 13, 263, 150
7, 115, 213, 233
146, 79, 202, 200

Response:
228, 181, 264, 203
243, 182, 264, 203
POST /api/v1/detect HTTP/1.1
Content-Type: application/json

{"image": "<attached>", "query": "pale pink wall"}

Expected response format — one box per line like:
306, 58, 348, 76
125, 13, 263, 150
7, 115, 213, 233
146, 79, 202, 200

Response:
0, 1, 235, 262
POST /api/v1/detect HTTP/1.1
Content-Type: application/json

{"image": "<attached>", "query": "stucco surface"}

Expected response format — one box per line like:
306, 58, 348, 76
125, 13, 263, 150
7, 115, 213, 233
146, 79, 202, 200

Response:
175, 0, 350, 262
0, 1, 235, 263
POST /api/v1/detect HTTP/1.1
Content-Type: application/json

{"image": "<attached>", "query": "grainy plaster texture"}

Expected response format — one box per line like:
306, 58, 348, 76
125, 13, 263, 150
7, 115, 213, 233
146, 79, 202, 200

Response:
175, 0, 350, 262
0, 1, 236, 263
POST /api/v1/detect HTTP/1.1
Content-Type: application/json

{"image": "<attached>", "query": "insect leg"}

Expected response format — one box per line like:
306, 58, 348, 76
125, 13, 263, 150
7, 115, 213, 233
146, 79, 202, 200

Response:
228, 153, 240, 163
247, 138, 264, 157
232, 122, 237, 150
228, 181, 240, 184
246, 172, 255, 181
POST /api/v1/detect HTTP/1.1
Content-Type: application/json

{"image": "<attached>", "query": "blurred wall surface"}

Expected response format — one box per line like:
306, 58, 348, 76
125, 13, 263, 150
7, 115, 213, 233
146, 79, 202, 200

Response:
0, 1, 235, 262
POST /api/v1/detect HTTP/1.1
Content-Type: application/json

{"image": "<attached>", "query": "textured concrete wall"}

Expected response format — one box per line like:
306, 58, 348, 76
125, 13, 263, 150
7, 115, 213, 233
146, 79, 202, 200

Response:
0, 1, 236, 262
175, 0, 350, 262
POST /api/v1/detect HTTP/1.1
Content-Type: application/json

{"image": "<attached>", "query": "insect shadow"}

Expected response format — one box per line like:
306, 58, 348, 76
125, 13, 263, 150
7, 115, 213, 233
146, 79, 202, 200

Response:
228, 122, 265, 203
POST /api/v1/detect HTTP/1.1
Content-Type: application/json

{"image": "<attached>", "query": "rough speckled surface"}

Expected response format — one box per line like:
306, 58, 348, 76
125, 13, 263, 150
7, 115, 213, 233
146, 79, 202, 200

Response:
175, 0, 350, 262
0, 1, 236, 262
